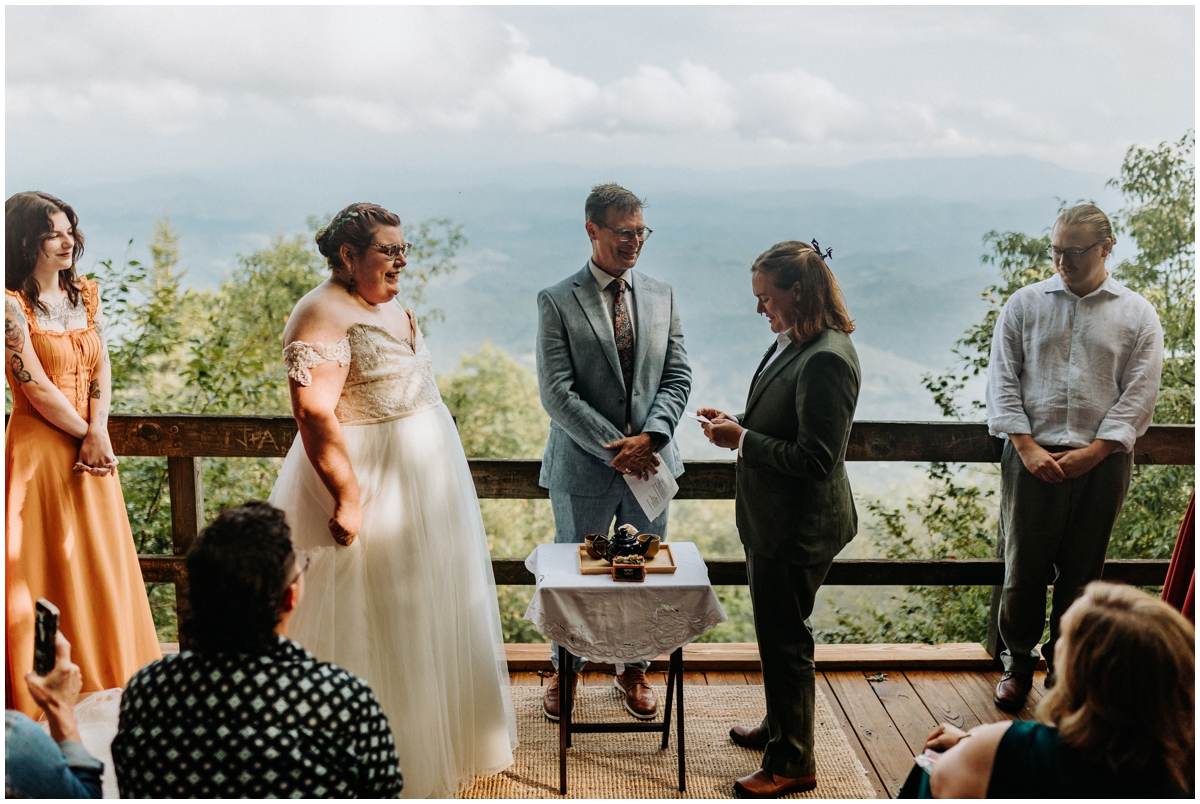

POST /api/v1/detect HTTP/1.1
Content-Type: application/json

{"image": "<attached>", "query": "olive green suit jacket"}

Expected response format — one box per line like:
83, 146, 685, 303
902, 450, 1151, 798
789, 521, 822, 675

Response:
735, 328, 861, 565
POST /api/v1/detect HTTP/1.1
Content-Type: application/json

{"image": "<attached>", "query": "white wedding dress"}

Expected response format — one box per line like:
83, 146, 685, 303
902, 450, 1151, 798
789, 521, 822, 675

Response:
269, 311, 517, 798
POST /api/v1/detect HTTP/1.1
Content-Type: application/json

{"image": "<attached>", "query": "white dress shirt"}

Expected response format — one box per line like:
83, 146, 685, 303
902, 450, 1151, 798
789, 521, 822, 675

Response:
985, 273, 1163, 452
736, 330, 795, 455
589, 260, 637, 349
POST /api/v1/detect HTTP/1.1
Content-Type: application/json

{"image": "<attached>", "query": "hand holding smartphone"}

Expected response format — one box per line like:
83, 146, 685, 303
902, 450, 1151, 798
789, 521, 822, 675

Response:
27, 601, 83, 744
34, 598, 60, 676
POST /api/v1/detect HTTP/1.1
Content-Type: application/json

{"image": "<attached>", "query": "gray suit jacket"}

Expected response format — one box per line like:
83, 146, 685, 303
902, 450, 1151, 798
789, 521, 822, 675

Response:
736, 328, 861, 565
536, 264, 692, 496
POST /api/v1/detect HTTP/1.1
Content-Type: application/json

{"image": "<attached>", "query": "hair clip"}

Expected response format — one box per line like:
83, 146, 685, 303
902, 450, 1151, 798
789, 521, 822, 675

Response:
326, 209, 361, 235
811, 239, 833, 261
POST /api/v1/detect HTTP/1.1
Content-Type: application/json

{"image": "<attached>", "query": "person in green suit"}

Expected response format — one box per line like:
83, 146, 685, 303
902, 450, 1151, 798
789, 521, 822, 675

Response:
699, 240, 860, 799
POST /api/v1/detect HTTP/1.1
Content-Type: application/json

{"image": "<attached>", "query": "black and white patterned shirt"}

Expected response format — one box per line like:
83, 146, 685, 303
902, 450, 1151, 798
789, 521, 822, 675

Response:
112, 636, 402, 798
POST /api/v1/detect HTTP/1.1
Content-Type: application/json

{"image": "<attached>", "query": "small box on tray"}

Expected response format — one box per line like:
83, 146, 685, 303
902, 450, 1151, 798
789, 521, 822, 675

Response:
611, 555, 646, 582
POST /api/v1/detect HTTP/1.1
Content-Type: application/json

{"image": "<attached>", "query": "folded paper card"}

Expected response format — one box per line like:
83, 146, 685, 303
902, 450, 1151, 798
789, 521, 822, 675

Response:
623, 468, 678, 521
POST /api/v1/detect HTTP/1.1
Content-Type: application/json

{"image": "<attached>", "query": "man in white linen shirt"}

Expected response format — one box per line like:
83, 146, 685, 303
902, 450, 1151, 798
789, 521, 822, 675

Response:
985, 204, 1163, 713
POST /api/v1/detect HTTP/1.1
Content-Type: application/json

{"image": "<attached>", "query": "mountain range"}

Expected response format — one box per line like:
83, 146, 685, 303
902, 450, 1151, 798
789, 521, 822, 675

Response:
7, 154, 1121, 467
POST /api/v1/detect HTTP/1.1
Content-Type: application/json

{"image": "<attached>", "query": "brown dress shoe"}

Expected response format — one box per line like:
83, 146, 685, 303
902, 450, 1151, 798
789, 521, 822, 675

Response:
542, 672, 578, 721
733, 769, 817, 798
993, 670, 1033, 713
614, 667, 658, 719
730, 724, 770, 750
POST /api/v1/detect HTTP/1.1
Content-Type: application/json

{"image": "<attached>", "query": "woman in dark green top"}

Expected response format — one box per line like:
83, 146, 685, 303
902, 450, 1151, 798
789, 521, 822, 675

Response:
907, 581, 1193, 798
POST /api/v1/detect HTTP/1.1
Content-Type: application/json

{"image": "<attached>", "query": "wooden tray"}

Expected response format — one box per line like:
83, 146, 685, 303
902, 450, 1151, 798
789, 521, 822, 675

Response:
578, 544, 677, 575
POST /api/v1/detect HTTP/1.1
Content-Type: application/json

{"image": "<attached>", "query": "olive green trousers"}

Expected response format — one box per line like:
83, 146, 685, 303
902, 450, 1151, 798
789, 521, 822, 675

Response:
998, 439, 1133, 674
746, 547, 833, 779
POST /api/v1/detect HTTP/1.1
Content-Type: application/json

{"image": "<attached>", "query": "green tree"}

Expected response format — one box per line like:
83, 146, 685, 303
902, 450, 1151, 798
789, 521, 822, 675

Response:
184, 234, 325, 417
96, 219, 211, 638
101, 219, 210, 412
824, 134, 1195, 645
1105, 133, 1195, 559
437, 343, 555, 643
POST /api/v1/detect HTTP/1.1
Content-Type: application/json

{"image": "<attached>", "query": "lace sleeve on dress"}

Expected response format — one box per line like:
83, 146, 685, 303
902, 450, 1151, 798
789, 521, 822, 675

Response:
283, 337, 351, 386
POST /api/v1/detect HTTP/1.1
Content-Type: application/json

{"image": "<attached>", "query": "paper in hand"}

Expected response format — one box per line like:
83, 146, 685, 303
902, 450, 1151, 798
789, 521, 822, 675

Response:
686, 411, 711, 424
622, 467, 679, 521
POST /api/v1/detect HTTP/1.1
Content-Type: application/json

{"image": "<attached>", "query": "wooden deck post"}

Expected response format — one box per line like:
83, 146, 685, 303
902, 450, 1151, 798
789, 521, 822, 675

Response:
167, 456, 204, 649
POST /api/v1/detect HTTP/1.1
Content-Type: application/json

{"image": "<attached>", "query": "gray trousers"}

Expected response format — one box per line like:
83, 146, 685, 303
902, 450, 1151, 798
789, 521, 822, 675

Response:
547, 480, 670, 673
998, 439, 1133, 674
746, 547, 833, 779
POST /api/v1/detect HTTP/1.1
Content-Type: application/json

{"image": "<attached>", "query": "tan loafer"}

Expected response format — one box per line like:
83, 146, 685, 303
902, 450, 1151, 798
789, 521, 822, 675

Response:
730, 724, 770, 750
993, 670, 1033, 713
733, 769, 817, 798
542, 671, 578, 721
614, 667, 658, 719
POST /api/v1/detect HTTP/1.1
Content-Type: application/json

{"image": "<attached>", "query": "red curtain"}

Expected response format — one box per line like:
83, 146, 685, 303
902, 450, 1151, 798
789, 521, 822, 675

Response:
1161, 493, 1195, 623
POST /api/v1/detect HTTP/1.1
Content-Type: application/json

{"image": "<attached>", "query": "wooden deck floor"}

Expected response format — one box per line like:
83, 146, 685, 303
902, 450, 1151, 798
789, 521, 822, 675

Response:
510, 666, 1048, 799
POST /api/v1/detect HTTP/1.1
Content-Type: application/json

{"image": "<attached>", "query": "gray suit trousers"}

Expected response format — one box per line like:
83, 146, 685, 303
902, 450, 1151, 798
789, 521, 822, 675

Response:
998, 439, 1133, 674
746, 547, 832, 779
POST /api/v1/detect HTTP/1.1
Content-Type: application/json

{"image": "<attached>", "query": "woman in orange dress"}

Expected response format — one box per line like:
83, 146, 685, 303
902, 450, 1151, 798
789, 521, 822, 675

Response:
5, 191, 160, 717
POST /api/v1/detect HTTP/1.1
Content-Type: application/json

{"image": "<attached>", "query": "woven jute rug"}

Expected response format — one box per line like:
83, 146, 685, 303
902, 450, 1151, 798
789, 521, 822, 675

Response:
459, 684, 875, 799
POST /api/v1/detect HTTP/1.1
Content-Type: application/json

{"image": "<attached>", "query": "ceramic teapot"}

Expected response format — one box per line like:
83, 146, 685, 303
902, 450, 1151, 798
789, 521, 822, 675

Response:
585, 524, 661, 563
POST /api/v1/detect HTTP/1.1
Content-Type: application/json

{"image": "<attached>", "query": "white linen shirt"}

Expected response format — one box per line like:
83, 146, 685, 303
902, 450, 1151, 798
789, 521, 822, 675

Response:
588, 259, 637, 349
985, 273, 1163, 453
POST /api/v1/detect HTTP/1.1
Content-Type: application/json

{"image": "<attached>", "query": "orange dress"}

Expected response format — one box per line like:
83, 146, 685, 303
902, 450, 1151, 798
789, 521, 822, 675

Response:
5, 280, 160, 717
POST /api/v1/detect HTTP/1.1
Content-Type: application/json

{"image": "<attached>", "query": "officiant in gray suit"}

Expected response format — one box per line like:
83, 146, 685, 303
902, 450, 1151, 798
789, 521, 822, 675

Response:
700, 240, 860, 798
535, 183, 692, 723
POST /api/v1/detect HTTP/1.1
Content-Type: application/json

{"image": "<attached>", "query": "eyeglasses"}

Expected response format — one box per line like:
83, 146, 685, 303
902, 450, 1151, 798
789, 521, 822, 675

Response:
600, 224, 653, 243
1049, 240, 1105, 263
286, 555, 311, 587
371, 242, 413, 259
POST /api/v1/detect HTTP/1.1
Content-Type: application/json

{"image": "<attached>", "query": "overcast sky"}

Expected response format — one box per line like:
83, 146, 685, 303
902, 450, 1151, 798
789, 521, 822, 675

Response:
6, 4, 1194, 184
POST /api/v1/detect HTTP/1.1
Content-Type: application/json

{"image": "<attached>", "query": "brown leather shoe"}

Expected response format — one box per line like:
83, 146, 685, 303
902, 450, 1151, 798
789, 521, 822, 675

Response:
730, 724, 770, 750
614, 667, 658, 719
542, 672, 578, 721
733, 769, 817, 798
993, 670, 1033, 713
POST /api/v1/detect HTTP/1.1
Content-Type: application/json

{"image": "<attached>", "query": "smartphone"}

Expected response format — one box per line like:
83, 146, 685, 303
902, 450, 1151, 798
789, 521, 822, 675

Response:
34, 598, 59, 676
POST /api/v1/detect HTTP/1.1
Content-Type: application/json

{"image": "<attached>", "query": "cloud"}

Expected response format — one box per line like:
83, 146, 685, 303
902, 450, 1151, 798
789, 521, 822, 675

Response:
307, 96, 411, 135
601, 62, 737, 133
436, 29, 602, 133
7, 5, 1186, 174
3, 7, 834, 144
736, 69, 865, 142
8, 79, 229, 135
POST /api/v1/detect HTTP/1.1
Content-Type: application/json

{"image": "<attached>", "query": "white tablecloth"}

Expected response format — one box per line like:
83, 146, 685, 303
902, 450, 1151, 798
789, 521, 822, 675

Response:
522, 542, 728, 665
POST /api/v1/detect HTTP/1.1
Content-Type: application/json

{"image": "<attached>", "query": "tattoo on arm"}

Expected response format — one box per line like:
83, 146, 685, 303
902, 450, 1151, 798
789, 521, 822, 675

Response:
94, 318, 110, 364
9, 354, 37, 385
89, 378, 101, 399
5, 300, 27, 354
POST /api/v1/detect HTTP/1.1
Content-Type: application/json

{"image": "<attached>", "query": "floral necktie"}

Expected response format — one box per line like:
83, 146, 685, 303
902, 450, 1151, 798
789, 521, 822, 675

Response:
613, 279, 634, 430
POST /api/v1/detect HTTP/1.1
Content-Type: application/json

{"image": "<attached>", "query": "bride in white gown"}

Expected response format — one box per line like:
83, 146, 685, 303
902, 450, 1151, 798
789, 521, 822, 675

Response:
268, 203, 516, 798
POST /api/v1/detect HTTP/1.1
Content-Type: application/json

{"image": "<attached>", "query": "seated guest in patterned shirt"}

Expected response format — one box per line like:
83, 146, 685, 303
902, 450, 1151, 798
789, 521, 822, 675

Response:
111, 501, 403, 798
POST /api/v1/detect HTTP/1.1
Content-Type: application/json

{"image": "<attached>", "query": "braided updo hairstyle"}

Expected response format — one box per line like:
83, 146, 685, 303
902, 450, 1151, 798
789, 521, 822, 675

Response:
314, 202, 402, 270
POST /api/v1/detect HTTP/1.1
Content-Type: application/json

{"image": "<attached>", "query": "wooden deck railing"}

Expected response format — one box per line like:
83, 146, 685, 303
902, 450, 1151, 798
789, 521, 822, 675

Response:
105, 415, 1191, 657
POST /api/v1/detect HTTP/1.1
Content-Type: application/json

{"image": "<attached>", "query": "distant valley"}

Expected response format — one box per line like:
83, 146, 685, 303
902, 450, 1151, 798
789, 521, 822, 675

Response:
7, 155, 1119, 464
